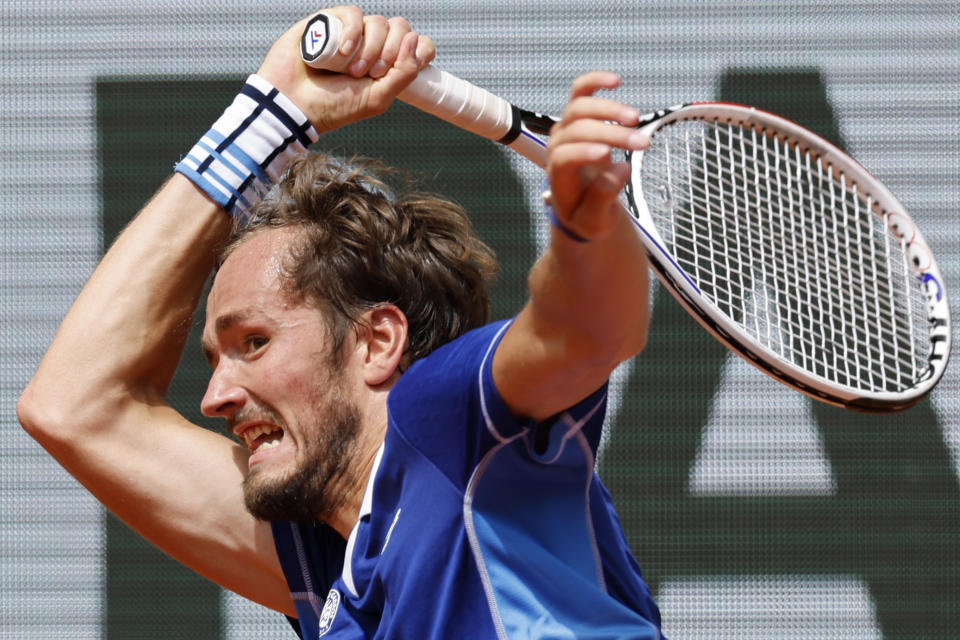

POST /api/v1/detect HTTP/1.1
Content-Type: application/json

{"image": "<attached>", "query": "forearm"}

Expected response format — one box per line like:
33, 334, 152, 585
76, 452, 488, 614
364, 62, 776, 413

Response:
493, 72, 651, 421
20, 175, 229, 434
527, 206, 650, 365
76, 176, 227, 385
497, 214, 649, 422
526, 72, 651, 363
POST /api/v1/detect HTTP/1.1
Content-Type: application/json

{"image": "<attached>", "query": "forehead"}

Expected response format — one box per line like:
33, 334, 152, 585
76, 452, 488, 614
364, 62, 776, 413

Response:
206, 227, 300, 324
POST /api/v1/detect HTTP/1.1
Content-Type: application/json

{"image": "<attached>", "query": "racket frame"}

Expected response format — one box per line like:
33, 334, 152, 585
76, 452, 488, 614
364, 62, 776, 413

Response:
624, 102, 951, 412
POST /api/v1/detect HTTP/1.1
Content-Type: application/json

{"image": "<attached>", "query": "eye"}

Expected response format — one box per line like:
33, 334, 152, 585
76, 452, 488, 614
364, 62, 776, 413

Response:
244, 335, 269, 354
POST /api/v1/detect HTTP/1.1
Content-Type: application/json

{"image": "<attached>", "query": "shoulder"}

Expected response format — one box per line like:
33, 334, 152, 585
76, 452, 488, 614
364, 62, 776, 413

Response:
386, 320, 529, 486
390, 319, 512, 417
405, 320, 510, 380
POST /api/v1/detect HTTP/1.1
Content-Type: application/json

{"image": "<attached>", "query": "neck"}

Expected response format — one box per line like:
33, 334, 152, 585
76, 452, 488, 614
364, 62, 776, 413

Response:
322, 395, 389, 539
320, 357, 401, 538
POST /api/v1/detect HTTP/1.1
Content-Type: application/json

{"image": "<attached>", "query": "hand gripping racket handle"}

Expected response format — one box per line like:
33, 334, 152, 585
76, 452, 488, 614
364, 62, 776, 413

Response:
300, 13, 548, 166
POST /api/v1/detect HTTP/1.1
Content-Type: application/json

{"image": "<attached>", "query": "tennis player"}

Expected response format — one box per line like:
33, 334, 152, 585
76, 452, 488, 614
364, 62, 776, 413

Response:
18, 6, 662, 638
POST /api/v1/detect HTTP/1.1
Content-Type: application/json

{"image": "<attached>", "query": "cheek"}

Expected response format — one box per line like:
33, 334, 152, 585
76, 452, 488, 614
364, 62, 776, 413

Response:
264, 359, 330, 415
257, 335, 341, 414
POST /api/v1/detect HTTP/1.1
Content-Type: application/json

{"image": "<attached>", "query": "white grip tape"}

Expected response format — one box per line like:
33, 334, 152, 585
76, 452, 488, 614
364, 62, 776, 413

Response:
301, 13, 514, 142
397, 66, 514, 141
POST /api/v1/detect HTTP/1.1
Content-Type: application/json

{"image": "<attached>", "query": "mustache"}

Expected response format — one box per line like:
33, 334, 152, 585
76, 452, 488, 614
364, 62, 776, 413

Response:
227, 404, 286, 434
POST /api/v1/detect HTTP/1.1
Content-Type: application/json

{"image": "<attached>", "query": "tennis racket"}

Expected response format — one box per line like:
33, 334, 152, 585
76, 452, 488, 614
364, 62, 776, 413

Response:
301, 13, 951, 412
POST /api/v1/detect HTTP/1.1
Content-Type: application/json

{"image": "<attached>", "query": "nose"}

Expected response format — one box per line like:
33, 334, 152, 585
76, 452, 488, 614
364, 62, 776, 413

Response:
200, 362, 248, 419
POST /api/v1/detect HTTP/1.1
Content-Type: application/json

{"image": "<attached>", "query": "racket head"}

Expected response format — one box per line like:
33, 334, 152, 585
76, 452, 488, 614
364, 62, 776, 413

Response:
625, 102, 950, 412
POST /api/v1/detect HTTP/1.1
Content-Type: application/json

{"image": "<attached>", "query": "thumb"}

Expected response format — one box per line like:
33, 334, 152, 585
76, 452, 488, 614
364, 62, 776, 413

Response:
568, 162, 631, 238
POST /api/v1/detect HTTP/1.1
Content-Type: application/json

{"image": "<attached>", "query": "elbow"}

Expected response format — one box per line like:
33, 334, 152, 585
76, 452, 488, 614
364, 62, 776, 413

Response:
601, 309, 650, 366
17, 381, 58, 446
607, 326, 647, 368
17, 376, 111, 452
16, 377, 83, 451
569, 321, 649, 375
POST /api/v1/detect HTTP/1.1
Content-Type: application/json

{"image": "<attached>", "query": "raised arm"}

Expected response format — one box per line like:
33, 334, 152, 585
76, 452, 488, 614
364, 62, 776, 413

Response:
493, 72, 651, 422
16, 6, 433, 615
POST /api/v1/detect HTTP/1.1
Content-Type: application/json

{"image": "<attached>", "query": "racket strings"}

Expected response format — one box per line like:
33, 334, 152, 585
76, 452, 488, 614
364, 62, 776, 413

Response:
641, 118, 928, 394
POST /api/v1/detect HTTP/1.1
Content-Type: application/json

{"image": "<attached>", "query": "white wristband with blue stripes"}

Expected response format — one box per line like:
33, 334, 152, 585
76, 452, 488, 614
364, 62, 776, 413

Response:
175, 74, 319, 223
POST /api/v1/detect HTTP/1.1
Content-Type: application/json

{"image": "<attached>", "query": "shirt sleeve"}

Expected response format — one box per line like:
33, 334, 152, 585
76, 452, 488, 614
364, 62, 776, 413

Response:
270, 519, 347, 634
387, 319, 609, 491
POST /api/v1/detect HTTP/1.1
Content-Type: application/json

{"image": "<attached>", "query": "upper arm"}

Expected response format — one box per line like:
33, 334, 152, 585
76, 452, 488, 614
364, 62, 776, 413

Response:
18, 389, 295, 616
491, 305, 627, 423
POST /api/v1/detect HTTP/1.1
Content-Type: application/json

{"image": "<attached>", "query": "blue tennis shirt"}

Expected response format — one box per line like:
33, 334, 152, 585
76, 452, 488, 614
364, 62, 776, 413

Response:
271, 320, 663, 639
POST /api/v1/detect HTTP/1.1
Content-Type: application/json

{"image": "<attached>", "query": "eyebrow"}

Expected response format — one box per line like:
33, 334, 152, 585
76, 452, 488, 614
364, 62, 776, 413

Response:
200, 310, 254, 366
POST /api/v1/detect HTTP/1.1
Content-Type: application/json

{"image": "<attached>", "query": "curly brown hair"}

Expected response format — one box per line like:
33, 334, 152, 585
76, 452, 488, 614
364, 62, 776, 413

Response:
219, 153, 498, 364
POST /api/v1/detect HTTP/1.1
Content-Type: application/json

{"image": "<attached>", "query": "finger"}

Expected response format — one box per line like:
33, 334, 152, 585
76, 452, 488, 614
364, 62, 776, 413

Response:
574, 161, 632, 225
390, 31, 421, 75
550, 141, 614, 170
414, 34, 436, 69
368, 16, 411, 78
547, 141, 616, 208
583, 161, 632, 201
550, 161, 631, 241
548, 141, 631, 204
560, 95, 641, 128
327, 5, 364, 57
550, 118, 649, 152
572, 161, 631, 207
363, 31, 422, 110
349, 14, 389, 77
568, 71, 622, 100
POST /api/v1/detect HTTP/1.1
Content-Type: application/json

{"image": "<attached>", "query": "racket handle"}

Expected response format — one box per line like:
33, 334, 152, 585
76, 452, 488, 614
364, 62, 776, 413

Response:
300, 13, 546, 166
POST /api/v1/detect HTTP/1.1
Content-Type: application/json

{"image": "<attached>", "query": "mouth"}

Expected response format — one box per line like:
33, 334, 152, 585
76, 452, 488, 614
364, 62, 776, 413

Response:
239, 423, 284, 454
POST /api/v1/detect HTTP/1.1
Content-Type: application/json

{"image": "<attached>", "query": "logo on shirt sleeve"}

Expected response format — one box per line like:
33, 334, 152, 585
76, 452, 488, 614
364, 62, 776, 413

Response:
317, 589, 341, 637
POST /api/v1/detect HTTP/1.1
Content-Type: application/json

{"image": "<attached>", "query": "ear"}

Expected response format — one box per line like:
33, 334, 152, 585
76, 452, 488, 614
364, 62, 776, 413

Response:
356, 305, 409, 387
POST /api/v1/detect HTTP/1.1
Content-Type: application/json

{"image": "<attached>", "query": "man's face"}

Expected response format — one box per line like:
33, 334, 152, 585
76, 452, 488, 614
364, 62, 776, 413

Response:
200, 227, 360, 522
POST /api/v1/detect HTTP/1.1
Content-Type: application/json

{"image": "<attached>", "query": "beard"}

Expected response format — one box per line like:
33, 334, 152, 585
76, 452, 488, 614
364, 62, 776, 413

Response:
239, 384, 362, 524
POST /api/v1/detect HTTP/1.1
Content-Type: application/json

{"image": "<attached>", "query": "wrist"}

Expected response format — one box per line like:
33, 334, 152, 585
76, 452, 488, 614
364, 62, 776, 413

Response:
174, 74, 318, 223
541, 181, 590, 244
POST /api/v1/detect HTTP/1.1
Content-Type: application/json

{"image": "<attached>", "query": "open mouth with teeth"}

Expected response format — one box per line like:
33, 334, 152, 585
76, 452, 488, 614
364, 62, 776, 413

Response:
242, 424, 284, 454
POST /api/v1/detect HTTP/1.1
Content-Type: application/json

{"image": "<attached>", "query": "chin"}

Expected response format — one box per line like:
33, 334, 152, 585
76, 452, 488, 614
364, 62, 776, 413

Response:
242, 397, 362, 523
242, 453, 351, 524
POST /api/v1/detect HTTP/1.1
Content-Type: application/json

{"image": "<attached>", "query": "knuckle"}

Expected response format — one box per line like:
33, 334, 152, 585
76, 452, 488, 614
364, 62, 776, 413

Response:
387, 16, 411, 30
364, 14, 388, 28
336, 5, 363, 25
545, 133, 565, 154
